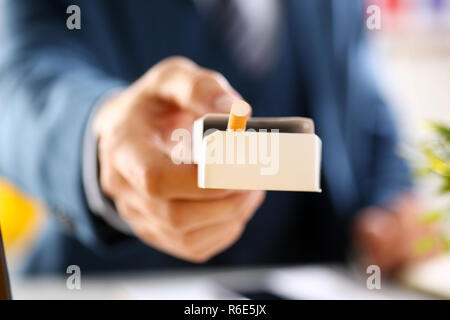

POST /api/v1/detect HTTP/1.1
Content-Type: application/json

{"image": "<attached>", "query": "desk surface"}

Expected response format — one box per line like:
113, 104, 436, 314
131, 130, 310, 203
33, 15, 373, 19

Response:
9, 264, 439, 300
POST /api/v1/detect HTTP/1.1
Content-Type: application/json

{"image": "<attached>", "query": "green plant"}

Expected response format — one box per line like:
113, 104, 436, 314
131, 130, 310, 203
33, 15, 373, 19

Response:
415, 122, 450, 251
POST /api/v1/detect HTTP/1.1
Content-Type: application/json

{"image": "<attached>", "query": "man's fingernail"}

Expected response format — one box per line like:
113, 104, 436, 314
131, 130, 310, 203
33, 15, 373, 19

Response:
213, 95, 235, 113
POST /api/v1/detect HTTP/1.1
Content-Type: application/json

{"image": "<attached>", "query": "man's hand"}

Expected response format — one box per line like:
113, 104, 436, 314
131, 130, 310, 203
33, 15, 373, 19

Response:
354, 193, 442, 275
94, 57, 266, 262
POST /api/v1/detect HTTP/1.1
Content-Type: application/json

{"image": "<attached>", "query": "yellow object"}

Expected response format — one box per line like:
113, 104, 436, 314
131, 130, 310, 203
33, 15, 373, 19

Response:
227, 100, 250, 132
0, 179, 41, 249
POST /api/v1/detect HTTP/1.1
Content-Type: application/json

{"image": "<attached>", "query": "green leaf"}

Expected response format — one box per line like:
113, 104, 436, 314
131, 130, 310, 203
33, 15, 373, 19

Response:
420, 210, 445, 224
414, 167, 432, 178
414, 235, 437, 256
427, 122, 450, 142
439, 176, 450, 193
441, 236, 450, 252
424, 147, 450, 177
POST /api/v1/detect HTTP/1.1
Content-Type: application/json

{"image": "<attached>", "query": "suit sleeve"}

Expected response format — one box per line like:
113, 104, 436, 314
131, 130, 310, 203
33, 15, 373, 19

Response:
0, 0, 130, 250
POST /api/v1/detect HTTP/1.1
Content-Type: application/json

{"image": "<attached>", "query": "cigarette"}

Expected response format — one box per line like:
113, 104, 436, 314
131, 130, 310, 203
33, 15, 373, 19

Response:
227, 99, 250, 131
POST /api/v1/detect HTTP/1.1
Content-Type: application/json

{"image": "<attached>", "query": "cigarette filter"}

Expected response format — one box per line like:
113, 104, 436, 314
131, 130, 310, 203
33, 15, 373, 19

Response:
227, 100, 250, 131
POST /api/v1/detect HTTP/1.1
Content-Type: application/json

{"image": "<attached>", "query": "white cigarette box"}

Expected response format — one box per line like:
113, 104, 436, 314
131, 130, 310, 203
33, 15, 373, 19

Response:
193, 114, 322, 192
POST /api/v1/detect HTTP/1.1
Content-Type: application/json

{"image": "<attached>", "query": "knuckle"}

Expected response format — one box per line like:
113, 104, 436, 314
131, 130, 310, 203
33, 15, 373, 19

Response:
166, 208, 186, 231
115, 201, 136, 220
179, 232, 193, 249
192, 71, 221, 90
202, 70, 226, 83
233, 223, 245, 239
142, 167, 163, 198
240, 192, 264, 221
163, 56, 194, 66
180, 234, 207, 261
189, 253, 211, 264
99, 167, 116, 196
197, 70, 230, 92
240, 208, 254, 222
186, 249, 210, 264
154, 56, 196, 74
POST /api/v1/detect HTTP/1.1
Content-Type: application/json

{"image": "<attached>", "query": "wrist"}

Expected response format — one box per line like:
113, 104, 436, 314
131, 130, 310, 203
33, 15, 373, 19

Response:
82, 87, 133, 236
93, 89, 125, 139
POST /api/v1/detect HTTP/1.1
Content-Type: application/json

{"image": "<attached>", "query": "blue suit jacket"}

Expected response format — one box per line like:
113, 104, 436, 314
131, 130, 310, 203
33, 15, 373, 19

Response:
0, 0, 411, 274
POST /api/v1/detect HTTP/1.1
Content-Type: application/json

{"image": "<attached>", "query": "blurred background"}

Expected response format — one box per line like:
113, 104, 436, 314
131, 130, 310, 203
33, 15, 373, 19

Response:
0, 0, 449, 299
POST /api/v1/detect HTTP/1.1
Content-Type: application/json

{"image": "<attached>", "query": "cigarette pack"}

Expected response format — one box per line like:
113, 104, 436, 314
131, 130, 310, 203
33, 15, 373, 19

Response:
192, 114, 322, 192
